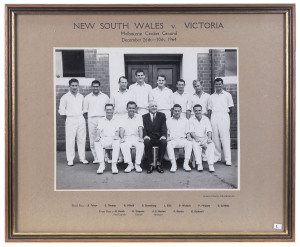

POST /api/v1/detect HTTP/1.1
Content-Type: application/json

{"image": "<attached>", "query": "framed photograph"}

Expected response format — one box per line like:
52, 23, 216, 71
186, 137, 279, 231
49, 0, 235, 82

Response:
5, 4, 295, 241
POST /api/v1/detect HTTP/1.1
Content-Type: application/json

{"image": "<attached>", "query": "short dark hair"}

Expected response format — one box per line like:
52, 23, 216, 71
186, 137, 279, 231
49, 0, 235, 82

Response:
193, 104, 202, 110
157, 74, 166, 80
127, 101, 137, 108
135, 69, 145, 76
105, 103, 114, 109
177, 79, 185, 85
173, 104, 182, 110
69, 78, 79, 86
118, 76, 127, 83
215, 78, 223, 84
91, 80, 101, 86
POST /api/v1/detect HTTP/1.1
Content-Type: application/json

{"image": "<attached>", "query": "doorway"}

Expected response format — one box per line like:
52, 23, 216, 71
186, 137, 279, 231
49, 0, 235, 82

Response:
125, 54, 182, 92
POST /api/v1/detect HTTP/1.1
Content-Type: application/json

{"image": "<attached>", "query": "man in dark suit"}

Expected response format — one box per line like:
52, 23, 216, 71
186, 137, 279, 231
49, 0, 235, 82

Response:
142, 100, 168, 174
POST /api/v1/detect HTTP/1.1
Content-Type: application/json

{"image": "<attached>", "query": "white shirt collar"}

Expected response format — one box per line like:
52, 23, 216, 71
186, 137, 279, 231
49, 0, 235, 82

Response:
126, 114, 137, 119
194, 116, 203, 122
214, 90, 224, 94
104, 116, 115, 121
155, 86, 168, 91
67, 91, 79, 97
193, 91, 205, 96
135, 82, 146, 87
91, 92, 102, 96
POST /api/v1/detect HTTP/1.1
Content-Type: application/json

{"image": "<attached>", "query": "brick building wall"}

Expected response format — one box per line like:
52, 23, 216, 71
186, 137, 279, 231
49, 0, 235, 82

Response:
197, 53, 212, 92
197, 49, 238, 149
224, 84, 238, 149
56, 49, 110, 151
213, 49, 226, 78
84, 49, 110, 95
197, 49, 226, 94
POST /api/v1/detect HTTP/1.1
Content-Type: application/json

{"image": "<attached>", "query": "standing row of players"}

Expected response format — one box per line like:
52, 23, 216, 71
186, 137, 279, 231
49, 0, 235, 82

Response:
58, 69, 234, 174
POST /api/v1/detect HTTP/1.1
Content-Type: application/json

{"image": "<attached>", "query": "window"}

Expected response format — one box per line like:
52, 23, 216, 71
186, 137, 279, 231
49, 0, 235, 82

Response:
62, 50, 85, 77
225, 49, 237, 77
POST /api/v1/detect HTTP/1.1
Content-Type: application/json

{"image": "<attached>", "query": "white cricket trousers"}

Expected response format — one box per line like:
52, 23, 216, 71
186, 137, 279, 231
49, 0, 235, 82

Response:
211, 112, 231, 164
167, 139, 193, 161
94, 137, 120, 164
192, 140, 215, 165
120, 136, 144, 165
65, 116, 86, 162
88, 117, 103, 160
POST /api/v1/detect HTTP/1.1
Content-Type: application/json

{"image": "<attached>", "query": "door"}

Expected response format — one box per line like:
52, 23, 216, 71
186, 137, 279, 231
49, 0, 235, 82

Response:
152, 64, 178, 90
127, 64, 153, 86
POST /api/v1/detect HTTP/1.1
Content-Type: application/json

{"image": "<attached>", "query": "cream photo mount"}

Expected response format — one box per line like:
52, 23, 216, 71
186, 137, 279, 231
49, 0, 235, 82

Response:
5, 4, 295, 242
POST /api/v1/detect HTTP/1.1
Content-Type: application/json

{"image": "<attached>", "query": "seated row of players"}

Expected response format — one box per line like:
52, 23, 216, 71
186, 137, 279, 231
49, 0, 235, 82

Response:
58, 69, 234, 173
94, 100, 214, 174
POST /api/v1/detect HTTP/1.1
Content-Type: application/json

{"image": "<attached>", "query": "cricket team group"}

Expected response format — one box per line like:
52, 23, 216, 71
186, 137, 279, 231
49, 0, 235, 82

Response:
58, 69, 234, 175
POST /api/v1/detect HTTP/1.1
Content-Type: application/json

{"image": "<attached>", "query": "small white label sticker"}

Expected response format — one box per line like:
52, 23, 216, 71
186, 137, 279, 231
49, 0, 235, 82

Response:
273, 224, 282, 230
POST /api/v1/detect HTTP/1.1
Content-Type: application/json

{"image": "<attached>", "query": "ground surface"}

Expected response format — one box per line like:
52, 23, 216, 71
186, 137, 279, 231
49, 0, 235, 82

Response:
56, 150, 238, 190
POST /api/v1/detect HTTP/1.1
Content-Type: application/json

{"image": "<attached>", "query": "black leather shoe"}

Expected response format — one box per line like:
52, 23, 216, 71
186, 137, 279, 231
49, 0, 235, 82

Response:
147, 166, 154, 174
156, 165, 164, 173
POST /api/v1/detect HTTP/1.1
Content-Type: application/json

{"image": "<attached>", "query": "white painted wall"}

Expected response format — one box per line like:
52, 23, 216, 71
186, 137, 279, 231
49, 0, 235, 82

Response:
95, 47, 210, 94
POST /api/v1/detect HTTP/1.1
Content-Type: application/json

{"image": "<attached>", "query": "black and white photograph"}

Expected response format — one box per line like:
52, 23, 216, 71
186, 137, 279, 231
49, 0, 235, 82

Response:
55, 47, 239, 190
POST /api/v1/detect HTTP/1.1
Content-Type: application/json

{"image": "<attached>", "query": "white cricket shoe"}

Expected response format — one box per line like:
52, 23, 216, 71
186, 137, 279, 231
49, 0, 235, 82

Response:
183, 161, 191, 172
197, 163, 203, 171
80, 159, 89, 164
111, 163, 118, 174
97, 163, 105, 174
124, 163, 134, 173
170, 162, 177, 173
135, 164, 142, 173
209, 164, 215, 172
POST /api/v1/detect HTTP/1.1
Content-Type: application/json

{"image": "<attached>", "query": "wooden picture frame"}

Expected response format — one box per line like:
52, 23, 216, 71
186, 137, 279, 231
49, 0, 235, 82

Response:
5, 4, 295, 242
